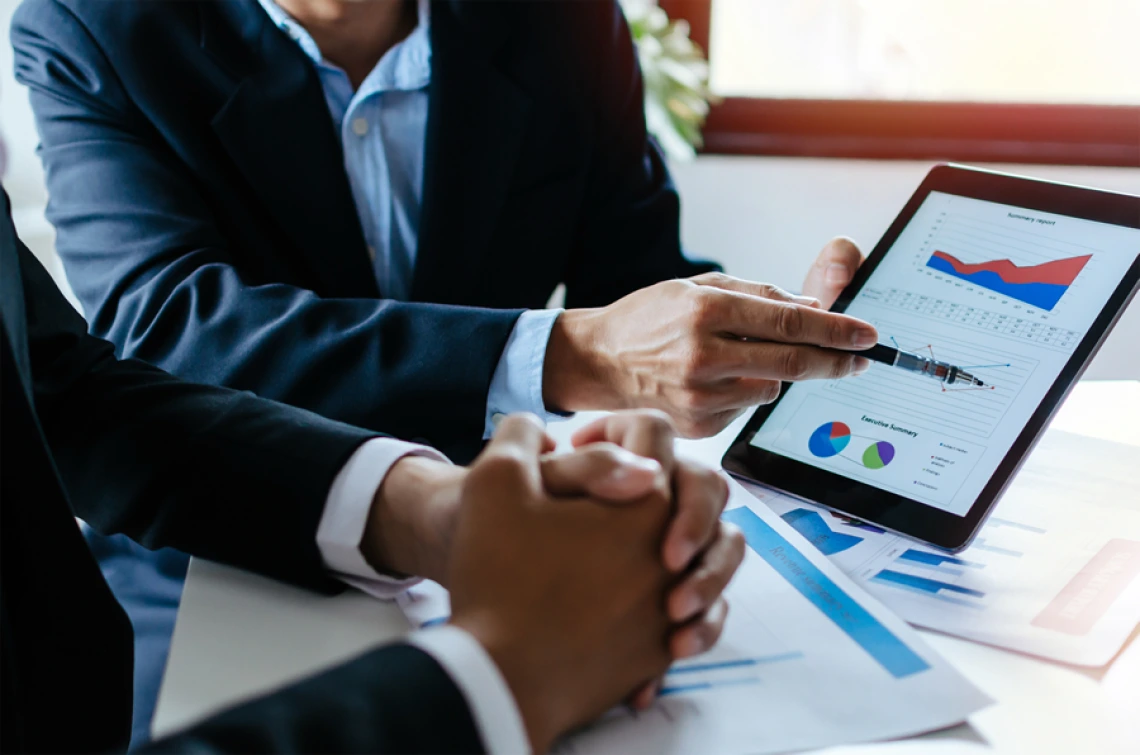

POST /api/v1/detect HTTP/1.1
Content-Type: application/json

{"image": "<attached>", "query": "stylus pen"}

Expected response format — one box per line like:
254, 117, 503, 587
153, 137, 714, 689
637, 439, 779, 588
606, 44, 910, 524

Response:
856, 344, 985, 387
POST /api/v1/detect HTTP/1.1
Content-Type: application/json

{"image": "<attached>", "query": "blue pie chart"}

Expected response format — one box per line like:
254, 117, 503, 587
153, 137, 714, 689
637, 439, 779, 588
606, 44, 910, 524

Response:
808, 421, 851, 458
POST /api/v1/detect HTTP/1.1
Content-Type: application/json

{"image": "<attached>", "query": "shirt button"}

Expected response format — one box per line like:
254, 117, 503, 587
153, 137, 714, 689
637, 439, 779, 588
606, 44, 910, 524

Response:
367, 245, 377, 261
351, 117, 369, 136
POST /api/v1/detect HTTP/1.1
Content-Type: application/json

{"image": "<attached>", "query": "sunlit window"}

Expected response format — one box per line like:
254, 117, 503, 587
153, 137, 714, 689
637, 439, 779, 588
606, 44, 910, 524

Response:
709, 0, 1140, 105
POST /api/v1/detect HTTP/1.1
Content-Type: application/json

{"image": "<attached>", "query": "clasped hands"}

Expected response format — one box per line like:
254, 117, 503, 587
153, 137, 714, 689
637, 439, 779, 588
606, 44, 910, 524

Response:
365, 410, 745, 753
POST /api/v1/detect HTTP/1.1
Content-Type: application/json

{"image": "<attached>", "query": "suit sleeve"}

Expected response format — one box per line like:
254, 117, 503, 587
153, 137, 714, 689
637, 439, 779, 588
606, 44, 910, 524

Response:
15, 229, 374, 594
11, 0, 520, 462
562, 0, 720, 309
145, 644, 486, 754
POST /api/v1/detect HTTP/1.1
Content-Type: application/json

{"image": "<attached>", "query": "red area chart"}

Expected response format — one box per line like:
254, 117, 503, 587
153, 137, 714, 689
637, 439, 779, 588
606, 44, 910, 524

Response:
926, 251, 1092, 311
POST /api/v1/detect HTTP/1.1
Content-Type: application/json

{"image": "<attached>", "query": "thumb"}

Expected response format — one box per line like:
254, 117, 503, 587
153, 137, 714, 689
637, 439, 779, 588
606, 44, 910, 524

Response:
540, 443, 663, 501
480, 413, 552, 488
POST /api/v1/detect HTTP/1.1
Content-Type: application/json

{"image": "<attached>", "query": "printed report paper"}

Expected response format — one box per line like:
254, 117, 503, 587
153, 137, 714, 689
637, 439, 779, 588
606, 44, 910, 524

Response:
399, 480, 990, 754
746, 425, 1140, 666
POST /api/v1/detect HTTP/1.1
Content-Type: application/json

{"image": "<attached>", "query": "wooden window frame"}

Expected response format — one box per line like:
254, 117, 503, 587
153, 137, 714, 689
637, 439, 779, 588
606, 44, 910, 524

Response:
659, 0, 1140, 167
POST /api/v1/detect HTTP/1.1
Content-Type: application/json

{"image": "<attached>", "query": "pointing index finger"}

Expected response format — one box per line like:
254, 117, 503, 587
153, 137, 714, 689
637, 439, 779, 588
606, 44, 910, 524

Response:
714, 292, 878, 350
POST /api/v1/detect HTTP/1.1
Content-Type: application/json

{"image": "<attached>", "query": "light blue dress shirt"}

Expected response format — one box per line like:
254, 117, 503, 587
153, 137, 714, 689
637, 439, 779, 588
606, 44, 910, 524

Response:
259, 0, 564, 438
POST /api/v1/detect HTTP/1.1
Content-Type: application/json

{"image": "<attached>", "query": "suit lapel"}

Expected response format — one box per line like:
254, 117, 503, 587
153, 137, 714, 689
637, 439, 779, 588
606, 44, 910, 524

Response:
411, 1, 531, 304
202, 3, 378, 298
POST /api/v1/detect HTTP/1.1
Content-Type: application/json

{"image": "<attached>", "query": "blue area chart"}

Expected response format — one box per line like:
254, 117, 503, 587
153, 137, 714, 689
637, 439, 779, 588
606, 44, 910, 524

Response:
808, 421, 851, 458
781, 509, 864, 556
925, 250, 1091, 312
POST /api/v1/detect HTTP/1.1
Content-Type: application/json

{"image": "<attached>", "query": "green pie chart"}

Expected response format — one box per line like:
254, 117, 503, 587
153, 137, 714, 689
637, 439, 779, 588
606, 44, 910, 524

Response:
862, 441, 896, 470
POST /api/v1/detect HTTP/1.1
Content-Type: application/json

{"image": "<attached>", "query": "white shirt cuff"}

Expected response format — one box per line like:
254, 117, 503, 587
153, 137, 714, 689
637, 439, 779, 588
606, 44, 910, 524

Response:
317, 437, 449, 599
407, 625, 531, 755
484, 308, 567, 439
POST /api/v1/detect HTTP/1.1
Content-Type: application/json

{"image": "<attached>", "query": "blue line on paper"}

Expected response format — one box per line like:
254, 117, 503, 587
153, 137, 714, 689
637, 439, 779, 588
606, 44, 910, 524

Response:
659, 677, 761, 696
722, 506, 931, 679
668, 652, 803, 676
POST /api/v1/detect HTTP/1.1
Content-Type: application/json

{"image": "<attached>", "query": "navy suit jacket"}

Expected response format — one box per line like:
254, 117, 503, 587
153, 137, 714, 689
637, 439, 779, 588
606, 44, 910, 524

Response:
12, 0, 715, 462
0, 191, 484, 753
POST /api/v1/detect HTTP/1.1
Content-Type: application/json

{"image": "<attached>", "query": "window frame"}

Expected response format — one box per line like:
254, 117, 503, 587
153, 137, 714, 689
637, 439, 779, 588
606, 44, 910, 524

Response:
658, 0, 1140, 167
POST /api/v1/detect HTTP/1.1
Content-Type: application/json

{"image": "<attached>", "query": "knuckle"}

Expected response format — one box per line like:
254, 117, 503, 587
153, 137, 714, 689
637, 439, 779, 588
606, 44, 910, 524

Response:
772, 303, 805, 341
582, 443, 623, 469
675, 417, 704, 439
630, 408, 677, 435
696, 615, 720, 645
712, 473, 731, 509
690, 415, 728, 439
679, 342, 713, 385
677, 387, 716, 416
827, 316, 847, 348
496, 413, 544, 436
693, 271, 730, 287
779, 349, 810, 381
758, 283, 791, 301
695, 574, 720, 604
757, 380, 782, 405
725, 524, 746, 559
474, 452, 529, 487
687, 289, 721, 328
718, 599, 731, 627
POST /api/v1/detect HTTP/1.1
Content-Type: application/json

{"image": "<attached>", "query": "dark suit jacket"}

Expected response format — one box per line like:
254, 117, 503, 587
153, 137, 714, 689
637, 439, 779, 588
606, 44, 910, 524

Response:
0, 194, 484, 754
11, 0, 716, 462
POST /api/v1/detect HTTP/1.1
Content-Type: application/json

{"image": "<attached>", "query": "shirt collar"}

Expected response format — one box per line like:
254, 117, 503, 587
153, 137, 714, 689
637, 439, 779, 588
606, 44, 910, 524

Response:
257, 0, 432, 89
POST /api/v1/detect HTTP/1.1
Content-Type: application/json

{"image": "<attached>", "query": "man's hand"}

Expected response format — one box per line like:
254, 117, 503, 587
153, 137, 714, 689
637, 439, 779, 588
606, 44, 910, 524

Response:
566, 411, 743, 708
448, 415, 676, 753
363, 412, 742, 657
801, 237, 866, 309
544, 271, 877, 437
359, 438, 667, 585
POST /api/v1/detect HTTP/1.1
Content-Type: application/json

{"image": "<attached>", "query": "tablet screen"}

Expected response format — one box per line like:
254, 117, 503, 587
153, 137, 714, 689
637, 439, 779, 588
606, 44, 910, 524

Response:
748, 191, 1140, 517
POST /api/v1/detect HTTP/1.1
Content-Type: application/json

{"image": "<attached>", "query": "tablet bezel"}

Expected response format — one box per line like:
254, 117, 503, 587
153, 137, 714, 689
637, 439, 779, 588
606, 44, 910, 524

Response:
722, 164, 1140, 552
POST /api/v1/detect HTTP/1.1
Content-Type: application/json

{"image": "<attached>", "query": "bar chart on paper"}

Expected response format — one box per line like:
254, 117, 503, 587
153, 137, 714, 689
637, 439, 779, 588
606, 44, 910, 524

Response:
553, 482, 989, 755
747, 424, 1140, 666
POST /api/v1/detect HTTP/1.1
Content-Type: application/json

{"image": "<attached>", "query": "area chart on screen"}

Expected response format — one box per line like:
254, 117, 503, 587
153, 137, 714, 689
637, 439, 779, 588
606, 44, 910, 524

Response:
926, 250, 1091, 311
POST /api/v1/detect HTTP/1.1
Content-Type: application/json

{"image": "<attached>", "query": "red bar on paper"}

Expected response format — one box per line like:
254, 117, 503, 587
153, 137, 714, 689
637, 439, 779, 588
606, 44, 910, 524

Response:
1031, 539, 1140, 636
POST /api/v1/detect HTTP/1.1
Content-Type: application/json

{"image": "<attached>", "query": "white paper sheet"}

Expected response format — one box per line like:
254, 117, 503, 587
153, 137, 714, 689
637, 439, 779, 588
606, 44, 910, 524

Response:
400, 480, 989, 754
747, 427, 1140, 666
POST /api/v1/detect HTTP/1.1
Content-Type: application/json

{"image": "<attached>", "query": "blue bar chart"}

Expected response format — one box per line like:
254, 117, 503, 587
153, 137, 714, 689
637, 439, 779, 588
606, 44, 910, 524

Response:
871, 570, 986, 607
780, 509, 864, 555
897, 549, 983, 570
723, 506, 931, 678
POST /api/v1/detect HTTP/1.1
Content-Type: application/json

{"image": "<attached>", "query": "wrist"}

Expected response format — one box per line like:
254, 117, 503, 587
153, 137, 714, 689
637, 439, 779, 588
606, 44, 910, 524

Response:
543, 308, 623, 414
361, 456, 465, 584
450, 613, 559, 754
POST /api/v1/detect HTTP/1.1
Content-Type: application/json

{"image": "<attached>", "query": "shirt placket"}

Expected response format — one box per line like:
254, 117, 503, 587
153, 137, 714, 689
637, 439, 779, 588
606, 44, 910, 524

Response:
343, 89, 391, 294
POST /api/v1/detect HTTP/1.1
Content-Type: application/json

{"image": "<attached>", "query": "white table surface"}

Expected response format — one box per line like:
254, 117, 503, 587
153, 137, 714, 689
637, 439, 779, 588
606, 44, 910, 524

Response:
154, 381, 1140, 754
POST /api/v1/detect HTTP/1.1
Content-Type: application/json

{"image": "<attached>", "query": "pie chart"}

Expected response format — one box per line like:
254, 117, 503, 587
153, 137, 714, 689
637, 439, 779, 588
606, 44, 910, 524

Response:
862, 441, 896, 469
808, 422, 851, 458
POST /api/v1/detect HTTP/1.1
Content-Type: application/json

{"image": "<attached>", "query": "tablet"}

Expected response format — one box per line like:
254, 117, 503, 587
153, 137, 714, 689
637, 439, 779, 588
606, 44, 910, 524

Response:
723, 165, 1140, 551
